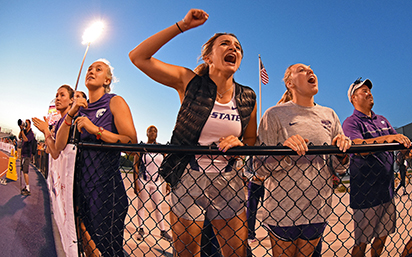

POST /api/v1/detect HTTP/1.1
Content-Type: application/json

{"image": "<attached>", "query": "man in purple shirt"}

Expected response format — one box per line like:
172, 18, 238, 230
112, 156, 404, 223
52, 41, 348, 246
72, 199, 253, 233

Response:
342, 78, 411, 257
19, 119, 34, 196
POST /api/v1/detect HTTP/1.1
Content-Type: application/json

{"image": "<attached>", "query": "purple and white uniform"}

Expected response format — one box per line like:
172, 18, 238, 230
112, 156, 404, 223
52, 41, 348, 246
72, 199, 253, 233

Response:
78, 93, 128, 257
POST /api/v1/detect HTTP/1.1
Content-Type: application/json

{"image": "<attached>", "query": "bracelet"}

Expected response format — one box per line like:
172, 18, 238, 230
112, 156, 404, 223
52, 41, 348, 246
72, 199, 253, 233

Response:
64, 118, 71, 126
67, 113, 74, 119
96, 127, 104, 140
176, 22, 184, 33
46, 134, 52, 140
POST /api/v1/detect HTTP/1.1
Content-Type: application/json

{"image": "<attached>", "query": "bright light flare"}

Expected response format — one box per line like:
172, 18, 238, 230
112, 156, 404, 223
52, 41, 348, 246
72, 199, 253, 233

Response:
82, 21, 104, 45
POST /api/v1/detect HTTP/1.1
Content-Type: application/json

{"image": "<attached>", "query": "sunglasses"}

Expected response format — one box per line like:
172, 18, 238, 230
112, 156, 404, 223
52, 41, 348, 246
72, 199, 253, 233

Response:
353, 77, 363, 85
349, 77, 364, 97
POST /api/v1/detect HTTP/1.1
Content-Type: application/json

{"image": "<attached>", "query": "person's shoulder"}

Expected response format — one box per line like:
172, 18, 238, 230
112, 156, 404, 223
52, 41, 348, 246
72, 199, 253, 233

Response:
315, 104, 340, 118
264, 102, 291, 116
342, 111, 358, 123
107, 93, 119, 100
273, 101, 294, 109
110, 94, 128, 106
188, 74, 202, 84
28, 129, 35, 136
234, 81, 256, 96
314, 103, 331, 111
342, 112, 363, 133
235, 81, 252, 90
184, 74, 204, 93
374, 112, 390, 121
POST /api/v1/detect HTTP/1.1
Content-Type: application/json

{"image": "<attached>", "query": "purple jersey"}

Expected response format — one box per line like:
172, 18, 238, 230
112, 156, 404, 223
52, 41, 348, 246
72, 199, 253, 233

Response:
77, 93, 127, 256
79, 93, 118, 142
342, 109, 397, 209
78, 93, 121, 190
54, 114, 66, 139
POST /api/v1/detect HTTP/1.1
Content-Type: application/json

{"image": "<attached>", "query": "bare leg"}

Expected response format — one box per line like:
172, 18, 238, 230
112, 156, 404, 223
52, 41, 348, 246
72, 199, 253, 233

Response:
352, 242, 367, 257
211, 211, 248, 257
24, 173, 29, 187
371, 236, 387, 257
402, 238, 412, 257
295, 238, 321, 257
268, 230, 296, 257
78, 219, 100, 257
170, 211, 203, 257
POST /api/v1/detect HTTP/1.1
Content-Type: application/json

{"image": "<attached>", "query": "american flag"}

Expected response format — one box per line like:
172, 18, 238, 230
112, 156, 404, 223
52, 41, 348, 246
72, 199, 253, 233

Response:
260, 59, 269, 85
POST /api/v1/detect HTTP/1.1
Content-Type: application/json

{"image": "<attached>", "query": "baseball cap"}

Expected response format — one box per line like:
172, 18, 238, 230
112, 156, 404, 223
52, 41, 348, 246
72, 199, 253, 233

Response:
347, 77, 373, 103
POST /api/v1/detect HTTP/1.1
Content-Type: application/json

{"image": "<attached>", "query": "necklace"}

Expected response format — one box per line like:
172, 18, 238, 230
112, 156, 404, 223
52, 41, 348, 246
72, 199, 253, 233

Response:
217, 86, 233, 98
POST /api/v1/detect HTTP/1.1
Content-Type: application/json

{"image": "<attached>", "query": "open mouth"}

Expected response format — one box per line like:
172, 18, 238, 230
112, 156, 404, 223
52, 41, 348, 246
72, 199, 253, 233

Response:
308, 76, 316, 83
224, 53, 236, 64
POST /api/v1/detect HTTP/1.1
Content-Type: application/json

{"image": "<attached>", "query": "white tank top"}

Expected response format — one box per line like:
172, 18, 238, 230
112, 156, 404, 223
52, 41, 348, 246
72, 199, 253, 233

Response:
197, 94, 241, 172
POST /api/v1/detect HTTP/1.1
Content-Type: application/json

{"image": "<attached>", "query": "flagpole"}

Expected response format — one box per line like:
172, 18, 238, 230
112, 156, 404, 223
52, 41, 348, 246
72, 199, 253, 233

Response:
258, 55, 262, 120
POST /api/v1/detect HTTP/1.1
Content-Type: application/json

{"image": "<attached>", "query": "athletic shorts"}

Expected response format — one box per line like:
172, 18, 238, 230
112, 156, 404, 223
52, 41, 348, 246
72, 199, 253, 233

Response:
21, 157, 30, 174
353, 199, 396, 245
170, 166, 246, 221
267, 223, 327, 242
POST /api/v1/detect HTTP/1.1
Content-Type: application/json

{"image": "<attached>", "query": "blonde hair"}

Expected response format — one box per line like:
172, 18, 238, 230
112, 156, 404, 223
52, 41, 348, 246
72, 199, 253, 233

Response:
194, 33, 243, 76
277, 64, 295, 104
277, 90, 293, 105
94, 58, 117, 93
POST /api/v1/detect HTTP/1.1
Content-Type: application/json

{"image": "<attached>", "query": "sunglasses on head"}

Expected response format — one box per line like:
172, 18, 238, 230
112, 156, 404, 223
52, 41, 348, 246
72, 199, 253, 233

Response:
353, 77, 363, 85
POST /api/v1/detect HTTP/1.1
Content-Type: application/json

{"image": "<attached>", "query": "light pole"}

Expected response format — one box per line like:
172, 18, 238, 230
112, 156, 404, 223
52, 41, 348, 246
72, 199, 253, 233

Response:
74, 21, 104, 91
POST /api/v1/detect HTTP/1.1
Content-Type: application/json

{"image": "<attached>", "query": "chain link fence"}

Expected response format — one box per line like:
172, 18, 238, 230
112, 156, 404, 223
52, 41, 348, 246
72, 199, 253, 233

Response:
71, 141, 412, 257
34, 145, 48, 178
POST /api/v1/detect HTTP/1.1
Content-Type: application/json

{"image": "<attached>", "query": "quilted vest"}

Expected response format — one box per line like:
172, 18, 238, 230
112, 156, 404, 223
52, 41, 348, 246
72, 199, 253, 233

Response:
160, 74, 256, 187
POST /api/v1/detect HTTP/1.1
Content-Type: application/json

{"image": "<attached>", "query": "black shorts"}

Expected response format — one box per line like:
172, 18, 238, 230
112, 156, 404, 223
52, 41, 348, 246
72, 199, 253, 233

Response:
267, 223, 327, 242
21, 157, 30, 174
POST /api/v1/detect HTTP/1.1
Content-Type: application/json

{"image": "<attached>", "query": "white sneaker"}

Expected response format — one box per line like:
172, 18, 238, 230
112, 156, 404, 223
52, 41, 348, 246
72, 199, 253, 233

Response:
0, 178, 7, 185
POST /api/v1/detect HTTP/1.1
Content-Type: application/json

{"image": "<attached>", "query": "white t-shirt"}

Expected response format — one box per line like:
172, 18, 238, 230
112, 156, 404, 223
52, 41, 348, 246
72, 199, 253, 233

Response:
197, 94, 241, 172
141, 152, 164, 182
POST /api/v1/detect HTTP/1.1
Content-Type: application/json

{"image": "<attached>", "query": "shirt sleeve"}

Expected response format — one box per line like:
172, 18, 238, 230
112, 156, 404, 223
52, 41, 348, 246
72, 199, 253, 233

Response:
254, 108, 290, 177
342, 116, 364, 140
255, 108, 280, 146
331, 110, 344, 140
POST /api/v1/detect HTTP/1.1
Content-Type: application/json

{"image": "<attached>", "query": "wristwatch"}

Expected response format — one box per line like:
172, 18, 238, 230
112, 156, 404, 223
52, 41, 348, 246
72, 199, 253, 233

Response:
96, 127, 104, 140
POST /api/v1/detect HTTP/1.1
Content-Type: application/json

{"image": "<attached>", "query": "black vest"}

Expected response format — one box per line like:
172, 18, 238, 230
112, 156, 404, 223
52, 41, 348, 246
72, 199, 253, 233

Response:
159, 74, 256, 187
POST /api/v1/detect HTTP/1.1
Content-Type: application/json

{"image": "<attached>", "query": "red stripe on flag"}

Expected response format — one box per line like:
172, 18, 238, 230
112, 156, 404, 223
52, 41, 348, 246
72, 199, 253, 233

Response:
260, 59, 269, 85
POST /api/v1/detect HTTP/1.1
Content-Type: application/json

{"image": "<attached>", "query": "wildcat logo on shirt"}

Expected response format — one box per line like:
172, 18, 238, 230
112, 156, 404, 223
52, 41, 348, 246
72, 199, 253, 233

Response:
210, 112, 240, 121
96, 108, 107, 119
321, 119, 332, 130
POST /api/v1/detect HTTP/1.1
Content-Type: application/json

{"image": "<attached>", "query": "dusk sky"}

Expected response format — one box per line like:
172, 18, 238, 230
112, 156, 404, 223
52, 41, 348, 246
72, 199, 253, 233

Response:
1, 1, 412, 143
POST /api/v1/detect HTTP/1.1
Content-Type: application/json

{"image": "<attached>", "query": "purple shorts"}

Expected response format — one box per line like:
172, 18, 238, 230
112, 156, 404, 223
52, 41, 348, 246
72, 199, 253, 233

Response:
267, 223, 327, 242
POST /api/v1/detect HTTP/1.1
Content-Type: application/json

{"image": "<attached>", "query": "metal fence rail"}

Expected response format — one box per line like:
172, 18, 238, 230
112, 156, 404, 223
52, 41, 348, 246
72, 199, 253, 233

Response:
65, 142, 412, 256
